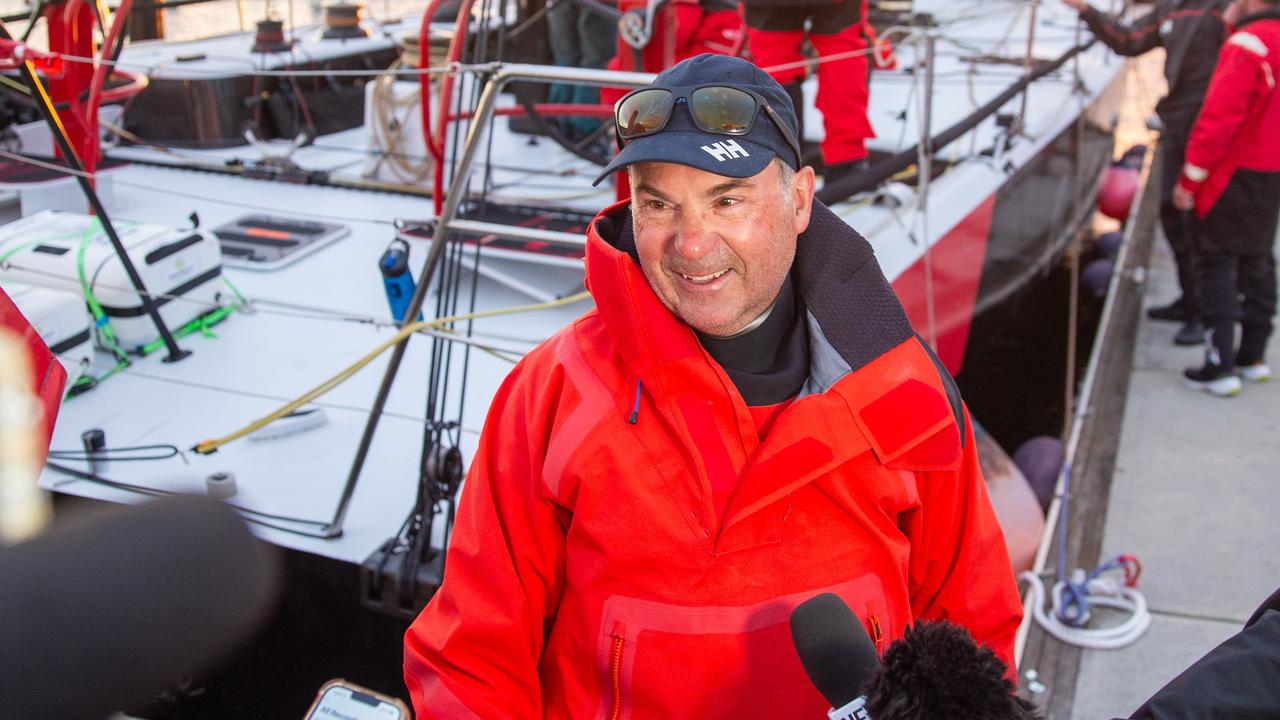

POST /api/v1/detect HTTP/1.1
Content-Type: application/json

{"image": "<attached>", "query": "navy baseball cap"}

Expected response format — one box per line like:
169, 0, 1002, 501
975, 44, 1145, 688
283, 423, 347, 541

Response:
592, 53, 802, 186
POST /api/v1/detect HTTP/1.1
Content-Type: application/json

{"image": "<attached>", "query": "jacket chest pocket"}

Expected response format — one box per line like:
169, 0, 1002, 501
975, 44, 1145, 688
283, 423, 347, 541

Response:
594, 576, 889, 720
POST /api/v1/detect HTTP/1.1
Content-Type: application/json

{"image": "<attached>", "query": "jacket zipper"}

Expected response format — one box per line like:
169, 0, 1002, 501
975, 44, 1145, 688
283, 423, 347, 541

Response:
609, 633, 625, 720
866, 605, 884, 653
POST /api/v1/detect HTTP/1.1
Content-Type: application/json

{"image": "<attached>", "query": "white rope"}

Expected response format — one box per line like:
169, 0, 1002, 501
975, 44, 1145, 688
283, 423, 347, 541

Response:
1019, 570, 1152, 650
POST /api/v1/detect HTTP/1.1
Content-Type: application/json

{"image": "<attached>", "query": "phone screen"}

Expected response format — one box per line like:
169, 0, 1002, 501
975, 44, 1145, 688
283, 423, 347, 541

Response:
306, 685, 406, 720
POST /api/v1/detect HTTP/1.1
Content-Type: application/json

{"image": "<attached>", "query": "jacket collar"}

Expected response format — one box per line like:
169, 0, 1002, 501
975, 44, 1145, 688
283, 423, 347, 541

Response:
583, 199, 913, 384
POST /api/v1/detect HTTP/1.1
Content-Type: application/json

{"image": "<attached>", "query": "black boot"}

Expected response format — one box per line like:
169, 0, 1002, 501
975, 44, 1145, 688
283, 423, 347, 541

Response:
1147, 298, 1187, 322
1174, 319, 1206, 346
824, 159, 869, 188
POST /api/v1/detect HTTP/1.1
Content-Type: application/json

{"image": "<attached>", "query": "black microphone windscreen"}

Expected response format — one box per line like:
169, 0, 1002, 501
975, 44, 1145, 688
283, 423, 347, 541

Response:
790, 592, 881, 709
0, 495, 282, 720
865, 621, 1039, 720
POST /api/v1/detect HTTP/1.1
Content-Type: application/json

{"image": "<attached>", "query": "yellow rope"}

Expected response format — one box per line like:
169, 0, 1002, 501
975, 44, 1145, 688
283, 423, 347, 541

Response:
0, 75, 30, 95
192, 289, 592, 454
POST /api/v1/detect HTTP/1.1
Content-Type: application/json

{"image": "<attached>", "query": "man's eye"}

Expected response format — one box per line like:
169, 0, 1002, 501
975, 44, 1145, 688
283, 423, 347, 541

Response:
646, 199, 669, 211
718, 197, 741, 206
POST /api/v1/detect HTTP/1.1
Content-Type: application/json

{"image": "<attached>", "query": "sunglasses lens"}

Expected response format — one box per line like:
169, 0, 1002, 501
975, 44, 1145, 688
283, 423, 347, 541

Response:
689, 86, 757, 134
616, 89, 674, 140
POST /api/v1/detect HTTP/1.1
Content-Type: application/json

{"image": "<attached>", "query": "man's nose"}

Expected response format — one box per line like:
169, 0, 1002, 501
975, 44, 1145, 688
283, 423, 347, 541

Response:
673, 211, 714, 260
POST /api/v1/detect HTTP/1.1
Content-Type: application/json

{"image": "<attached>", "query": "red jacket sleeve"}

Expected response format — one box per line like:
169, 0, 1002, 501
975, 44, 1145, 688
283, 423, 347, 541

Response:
902, 406, 1023, 676
1178, 35, 1269, 198
403, 357, 572, 719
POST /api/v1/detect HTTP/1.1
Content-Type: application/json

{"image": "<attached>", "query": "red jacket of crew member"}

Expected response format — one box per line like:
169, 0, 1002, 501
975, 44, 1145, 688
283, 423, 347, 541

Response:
1177, 10, 1280, 217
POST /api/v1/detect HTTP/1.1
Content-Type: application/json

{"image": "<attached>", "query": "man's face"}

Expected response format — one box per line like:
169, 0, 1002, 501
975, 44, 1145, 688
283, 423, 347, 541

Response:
629, 160, 815, 337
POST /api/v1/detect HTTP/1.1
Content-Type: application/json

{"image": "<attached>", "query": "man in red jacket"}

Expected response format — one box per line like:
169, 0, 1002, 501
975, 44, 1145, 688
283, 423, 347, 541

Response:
403, 54, 1022, 718
1173, 0, 1280, 396
742, 0, 874, 185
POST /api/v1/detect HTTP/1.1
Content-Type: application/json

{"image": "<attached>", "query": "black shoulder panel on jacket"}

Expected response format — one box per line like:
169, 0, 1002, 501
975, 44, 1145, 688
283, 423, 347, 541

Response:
914, 333, 967, 448
793, 201, 913, 375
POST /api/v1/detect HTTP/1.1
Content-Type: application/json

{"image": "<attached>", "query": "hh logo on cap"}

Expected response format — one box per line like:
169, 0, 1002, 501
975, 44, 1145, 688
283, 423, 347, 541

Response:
701, 139, 749, 162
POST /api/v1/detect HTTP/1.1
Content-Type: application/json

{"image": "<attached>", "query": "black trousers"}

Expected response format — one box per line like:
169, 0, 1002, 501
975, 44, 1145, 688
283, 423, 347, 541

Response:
1196, 169, 1280, 369
1159, 125, 1201, 319
1199, 250, 1277, 368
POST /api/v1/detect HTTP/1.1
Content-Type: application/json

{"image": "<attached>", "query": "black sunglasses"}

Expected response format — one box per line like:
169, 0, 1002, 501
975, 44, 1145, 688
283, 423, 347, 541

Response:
613, 84, 803, 171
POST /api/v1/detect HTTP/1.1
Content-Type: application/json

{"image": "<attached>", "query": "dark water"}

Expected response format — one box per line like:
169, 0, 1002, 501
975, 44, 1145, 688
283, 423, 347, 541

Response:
957, 245, 1106, 456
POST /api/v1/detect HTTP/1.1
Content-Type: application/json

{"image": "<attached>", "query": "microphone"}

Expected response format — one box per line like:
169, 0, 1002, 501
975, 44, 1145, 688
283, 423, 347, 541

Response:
790, 592, 881, 720
0, 495, 283, 720
791, 593, 1040, 720
863, 621, 1040, 720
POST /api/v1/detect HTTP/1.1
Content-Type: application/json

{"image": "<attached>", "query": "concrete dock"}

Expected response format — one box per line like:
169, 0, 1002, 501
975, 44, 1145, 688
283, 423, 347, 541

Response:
1065, 227, 1280, 719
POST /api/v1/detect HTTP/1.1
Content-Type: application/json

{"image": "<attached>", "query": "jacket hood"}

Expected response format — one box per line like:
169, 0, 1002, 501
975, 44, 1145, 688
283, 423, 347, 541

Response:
583, 198, 912, 384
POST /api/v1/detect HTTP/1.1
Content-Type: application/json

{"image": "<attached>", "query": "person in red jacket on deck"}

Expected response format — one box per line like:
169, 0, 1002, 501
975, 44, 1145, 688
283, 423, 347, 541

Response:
742, 0, 874, 186
403, 54, 1022, 719
1173, 0, 1280, 396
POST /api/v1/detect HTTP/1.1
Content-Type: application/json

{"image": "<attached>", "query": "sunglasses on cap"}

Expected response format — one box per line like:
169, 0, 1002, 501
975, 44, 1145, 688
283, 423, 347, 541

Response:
613, 84, 803, 171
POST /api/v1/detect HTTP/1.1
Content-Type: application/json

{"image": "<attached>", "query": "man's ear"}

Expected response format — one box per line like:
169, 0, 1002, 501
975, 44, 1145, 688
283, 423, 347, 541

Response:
792, 165, 817, 234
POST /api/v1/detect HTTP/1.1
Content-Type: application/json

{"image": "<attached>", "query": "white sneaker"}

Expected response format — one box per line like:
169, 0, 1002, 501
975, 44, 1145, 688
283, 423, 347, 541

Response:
1238, 363, 1272, 383
1184, 364, 1243, 397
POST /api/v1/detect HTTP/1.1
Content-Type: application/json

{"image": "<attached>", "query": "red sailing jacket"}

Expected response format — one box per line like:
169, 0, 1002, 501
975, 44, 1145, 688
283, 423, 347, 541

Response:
1177, 12, 1280, 217
403, 200, 1022, 719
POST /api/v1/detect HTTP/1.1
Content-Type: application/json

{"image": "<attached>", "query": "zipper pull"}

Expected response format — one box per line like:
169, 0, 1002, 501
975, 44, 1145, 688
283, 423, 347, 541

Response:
867, 610, 884, 653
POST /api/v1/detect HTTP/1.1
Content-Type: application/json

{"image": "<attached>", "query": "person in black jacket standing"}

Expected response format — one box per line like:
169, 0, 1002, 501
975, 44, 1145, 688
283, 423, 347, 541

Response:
1118, 586, 1280, 719
1064, 0, 1233, 346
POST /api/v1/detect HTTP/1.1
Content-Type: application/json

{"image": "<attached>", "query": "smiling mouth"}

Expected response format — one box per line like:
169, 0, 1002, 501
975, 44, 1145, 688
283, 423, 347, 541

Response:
678, 269, 730, 284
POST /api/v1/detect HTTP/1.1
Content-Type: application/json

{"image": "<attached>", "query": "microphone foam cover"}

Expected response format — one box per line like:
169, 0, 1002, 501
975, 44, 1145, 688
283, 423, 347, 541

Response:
864, 620, 1040, 720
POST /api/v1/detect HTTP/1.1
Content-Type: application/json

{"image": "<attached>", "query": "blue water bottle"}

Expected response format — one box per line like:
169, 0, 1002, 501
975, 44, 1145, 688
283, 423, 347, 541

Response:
380, 239, 422, 324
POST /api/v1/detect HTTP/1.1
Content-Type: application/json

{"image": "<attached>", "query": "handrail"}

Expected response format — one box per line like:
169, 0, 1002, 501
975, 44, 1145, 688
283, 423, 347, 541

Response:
448, 219, 587, 248
1013, 138, 1158, 666
816, 37, 1099, 206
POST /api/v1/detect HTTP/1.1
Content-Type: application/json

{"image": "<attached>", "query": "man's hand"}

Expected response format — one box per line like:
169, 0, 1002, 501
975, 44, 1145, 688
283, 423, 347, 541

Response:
1062, 0, 1089, 11
1173, 186, 1195, 211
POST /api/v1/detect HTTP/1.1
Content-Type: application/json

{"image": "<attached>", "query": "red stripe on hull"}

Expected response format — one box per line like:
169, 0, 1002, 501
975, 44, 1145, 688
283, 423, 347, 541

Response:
891, 194, 996, 375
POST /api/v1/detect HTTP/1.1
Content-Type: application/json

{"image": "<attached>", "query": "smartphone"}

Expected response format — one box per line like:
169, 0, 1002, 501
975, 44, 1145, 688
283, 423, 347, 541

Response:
303, 679, 410, 720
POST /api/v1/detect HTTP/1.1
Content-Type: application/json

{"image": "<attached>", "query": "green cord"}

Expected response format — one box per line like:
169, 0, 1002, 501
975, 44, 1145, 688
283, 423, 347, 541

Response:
220, 275, 248, 306
8, 220, 249, 398
0, 240, 38, 264
74, 219, 131, 364
137, 304, 235, 356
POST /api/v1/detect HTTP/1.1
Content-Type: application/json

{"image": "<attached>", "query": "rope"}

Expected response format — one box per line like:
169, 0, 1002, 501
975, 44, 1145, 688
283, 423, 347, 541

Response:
1019, 554, 1150, 650
192, 289, 591, 454
368, 57, 435, 184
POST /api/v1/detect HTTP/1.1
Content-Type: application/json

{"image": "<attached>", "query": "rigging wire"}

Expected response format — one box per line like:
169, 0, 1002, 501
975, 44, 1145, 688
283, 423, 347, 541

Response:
0, 147, 407, 226
0, 248, 556, 363
44, 459, 338, 537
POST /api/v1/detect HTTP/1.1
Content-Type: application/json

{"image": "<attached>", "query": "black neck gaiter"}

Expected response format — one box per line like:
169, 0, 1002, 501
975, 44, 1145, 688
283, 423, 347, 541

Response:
697, 275, 810, 405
